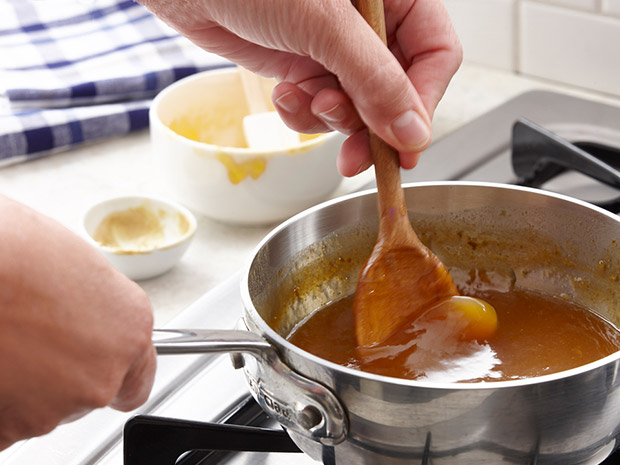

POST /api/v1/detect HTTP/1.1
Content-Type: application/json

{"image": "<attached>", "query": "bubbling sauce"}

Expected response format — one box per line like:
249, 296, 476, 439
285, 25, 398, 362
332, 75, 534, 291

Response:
287, 289, 620, 383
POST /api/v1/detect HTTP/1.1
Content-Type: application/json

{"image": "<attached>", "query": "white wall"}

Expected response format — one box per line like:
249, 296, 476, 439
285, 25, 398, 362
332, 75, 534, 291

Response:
443, 0, 620, 96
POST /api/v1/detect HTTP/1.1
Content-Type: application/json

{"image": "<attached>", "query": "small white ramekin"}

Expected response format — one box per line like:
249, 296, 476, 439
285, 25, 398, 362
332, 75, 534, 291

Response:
83, 195, 196, 280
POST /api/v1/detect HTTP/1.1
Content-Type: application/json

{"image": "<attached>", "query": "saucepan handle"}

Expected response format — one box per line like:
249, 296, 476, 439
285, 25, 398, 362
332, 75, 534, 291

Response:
153, 328, 271, 357
152, 328, 348, 446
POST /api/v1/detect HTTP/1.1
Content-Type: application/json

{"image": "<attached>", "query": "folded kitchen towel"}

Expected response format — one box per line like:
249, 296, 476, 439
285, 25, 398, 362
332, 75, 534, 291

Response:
0, 0, 234, 167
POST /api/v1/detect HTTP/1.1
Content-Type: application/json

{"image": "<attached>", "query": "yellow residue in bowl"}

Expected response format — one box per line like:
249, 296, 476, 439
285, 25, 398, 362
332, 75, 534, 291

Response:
93, 205, 189, 253
168, 109, 247, 148
168, 108, 325, 184
299, 133, 321, 143
216, 153, 267, 184
168, 109, 323, 149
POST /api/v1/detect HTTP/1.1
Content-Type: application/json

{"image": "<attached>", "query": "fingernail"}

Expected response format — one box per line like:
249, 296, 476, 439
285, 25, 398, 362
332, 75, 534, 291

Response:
353, 161, 372, 176
275, 91, 301, 114
319, 103, 346, 123
390, 110, 431, 150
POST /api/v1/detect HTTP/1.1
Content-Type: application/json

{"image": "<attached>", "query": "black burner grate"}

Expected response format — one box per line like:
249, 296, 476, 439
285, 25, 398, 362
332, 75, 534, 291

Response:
512, 117, 620, 212
124, 394, 300, 465
124, 394, 620, 465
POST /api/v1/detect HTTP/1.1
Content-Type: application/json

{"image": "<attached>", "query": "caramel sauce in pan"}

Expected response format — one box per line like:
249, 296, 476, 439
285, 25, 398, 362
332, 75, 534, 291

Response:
287, 289, 620, 383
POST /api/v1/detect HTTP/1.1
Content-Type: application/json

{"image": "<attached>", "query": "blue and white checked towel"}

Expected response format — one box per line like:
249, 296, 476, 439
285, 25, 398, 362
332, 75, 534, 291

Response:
0, 0, 233, 166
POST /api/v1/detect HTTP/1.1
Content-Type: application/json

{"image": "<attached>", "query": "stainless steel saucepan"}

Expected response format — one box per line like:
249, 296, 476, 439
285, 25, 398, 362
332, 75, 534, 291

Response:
154, 182, 620, 464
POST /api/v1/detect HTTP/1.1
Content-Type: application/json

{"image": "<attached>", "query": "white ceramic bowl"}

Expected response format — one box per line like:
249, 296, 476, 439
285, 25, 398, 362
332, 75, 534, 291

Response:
149, 67, 347, 225
83, 196, 196, 281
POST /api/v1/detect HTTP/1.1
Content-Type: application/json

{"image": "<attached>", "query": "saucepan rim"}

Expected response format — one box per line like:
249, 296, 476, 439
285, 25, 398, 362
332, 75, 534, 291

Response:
240, 181, 620, 391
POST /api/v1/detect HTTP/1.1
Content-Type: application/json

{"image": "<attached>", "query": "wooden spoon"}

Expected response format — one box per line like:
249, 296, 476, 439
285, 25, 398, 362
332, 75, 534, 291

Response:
353, 0, 459, 347
238, 66, 300, 150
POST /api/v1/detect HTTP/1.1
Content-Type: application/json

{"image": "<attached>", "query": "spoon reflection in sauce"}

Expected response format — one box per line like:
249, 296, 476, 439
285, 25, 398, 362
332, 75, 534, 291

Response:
354, 296, 501, 382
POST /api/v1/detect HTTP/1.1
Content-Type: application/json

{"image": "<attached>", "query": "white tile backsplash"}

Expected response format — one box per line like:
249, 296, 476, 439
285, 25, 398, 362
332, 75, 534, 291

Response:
519, 2, 620, 96
530, 0, 599, 12
602, 0, 620, 16
445, 0, 620, 96
442, 0, 516, 71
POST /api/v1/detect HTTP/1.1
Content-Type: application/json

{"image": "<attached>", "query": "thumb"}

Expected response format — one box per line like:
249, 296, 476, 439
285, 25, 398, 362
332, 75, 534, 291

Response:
310, 2, 432, 153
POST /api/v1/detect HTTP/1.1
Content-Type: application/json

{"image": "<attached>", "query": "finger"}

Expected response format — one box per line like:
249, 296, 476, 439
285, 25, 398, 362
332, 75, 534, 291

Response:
337, 130, 372, 177
310, 88, 365, 136
274, 66, 366, 135
337, 129, 421, 177
272, 82, 330, 134
110, 343, 157, 412
309, 1, 433, 155
140, 10, 301, 81
399, 151, 422, 170
145, 6, 332, 87
393, 0, 463, 117
173, 23, 294, 75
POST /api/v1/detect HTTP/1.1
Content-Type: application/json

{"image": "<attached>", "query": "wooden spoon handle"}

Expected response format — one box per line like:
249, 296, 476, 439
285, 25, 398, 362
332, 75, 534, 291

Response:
370, 134, 409, 231
356, 0, 410, 238
356, 0, 387, 42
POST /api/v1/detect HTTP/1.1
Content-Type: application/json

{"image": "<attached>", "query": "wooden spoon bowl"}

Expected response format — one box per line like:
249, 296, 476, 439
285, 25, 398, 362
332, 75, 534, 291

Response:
353, 134, 459, 346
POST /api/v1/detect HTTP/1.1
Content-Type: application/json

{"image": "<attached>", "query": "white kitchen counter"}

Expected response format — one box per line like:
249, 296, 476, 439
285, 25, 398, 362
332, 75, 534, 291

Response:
1, 62, 619, 327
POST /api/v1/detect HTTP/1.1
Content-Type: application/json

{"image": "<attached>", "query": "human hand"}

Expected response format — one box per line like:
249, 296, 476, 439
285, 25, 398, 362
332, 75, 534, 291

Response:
138, 0, 462, 176
0, 196, 156, 450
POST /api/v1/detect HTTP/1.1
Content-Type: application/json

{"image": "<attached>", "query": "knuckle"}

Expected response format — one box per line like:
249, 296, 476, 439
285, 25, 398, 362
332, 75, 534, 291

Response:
13, 415, 59, 442
451, 37, 464, 71
34, 416, 60, 438
83, 378, 121, 410
126, 286, 154, 335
